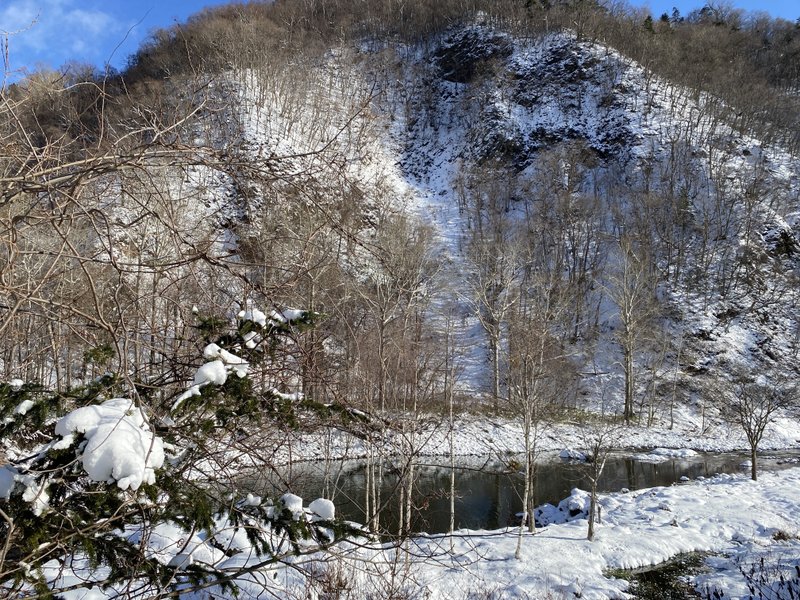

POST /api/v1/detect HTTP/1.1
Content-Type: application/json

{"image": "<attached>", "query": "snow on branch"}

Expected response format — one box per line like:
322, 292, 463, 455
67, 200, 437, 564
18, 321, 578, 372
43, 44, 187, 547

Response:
54, 398, 165, 491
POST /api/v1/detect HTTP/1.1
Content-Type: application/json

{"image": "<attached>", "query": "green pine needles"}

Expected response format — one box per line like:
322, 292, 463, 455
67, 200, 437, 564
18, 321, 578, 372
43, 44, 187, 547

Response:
0, 304, 358, 599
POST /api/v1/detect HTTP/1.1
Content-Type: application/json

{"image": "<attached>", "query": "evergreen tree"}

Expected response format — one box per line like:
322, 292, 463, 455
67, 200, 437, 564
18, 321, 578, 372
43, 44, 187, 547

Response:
0, 307, 360, 598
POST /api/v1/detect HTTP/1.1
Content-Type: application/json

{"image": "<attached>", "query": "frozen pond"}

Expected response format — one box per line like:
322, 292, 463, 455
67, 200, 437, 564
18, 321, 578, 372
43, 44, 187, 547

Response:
243, 451, 800, 535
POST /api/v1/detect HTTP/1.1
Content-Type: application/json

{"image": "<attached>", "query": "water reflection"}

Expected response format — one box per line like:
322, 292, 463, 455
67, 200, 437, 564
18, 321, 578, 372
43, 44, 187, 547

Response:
242, 452, 797, 535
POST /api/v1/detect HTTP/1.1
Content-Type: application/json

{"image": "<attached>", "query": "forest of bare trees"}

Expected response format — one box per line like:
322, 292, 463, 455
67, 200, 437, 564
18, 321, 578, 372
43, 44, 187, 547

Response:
1, 0, 799, 597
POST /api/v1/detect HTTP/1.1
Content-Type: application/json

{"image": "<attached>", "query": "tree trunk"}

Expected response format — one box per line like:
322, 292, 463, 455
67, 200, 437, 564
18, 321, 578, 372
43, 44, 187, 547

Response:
526, 458, 536, 534
378, 320, 387, 413
588, 481, 598, 541
404, 461, 414, 536
515, 453, 529, 560
447, 331, 456, 545
751, 445, 758, 481
624, 344, 634, 425
515, 412, 532, 559
492, 333, 500, 416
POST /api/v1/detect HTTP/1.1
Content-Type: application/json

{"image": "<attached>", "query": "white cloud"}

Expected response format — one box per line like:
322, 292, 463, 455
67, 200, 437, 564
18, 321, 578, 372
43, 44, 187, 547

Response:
64, 8, 116, 35
0, 3, 41, 38
1, 0, 127, 73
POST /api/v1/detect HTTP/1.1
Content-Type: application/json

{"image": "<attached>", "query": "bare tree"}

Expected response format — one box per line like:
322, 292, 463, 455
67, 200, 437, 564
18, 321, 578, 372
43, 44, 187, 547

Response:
577, 405, 621, 542
462, 169, 521, 415
507, 219, 578, 557
605, 236, 660, 425
731, 375, 796, 481
508, 302, 575, 557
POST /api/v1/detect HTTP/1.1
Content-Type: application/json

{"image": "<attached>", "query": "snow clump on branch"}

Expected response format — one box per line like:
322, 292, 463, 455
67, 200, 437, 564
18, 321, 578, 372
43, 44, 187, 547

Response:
171, 344, 250, 411
54, 398, 165, 491
308, 498, 335, 521
172, 303, 309, 411
238, 300, 307, 328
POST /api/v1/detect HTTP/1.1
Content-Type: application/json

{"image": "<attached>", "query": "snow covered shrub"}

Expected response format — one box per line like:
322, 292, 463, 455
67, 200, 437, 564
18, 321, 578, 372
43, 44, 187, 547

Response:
1, 379, 52, 443
0, 305, 359, 598
700, 554, 800, 600
739, 556, 800, 600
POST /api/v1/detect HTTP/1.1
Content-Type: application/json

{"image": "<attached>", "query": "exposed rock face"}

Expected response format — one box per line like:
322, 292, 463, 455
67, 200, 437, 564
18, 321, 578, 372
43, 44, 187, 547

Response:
385, 23, 800, 403
429, 29, 636, 168
435, 26, 513, 83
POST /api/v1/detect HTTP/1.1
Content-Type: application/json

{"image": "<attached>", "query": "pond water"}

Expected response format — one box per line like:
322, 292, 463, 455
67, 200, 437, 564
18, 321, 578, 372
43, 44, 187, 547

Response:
242, 451, 800, 535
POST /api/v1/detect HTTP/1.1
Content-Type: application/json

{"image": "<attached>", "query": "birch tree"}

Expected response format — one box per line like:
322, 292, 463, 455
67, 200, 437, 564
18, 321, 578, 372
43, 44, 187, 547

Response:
606, 237, 660, 425
462, 169, 521, 415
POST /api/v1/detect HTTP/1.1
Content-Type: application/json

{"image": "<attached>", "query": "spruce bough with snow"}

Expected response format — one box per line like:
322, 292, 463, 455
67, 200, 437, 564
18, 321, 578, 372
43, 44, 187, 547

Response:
0, 305, 360, 598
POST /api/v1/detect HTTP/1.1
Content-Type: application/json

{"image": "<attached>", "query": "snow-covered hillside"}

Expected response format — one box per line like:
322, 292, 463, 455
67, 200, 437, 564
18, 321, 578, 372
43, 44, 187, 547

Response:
4, 7, 800, 600
220, 22, 800, 432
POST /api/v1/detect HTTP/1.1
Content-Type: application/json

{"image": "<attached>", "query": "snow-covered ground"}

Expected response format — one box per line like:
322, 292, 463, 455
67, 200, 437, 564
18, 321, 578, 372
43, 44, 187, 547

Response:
266, 409, 800, 465
172, 467, 800, 600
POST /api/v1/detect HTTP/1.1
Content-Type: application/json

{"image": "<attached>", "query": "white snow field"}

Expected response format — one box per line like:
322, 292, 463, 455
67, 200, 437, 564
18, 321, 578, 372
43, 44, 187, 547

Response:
262, 410, 800, 465
167, 467, 800, 600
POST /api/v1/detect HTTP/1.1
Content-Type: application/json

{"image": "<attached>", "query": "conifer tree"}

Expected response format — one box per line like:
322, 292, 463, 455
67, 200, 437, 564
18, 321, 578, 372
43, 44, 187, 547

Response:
0, 307, 361, 598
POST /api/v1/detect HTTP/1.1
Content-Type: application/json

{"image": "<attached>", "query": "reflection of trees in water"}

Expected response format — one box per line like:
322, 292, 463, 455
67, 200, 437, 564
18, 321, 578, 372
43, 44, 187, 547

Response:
625, 457, 637, 489
243, 452, 763, 535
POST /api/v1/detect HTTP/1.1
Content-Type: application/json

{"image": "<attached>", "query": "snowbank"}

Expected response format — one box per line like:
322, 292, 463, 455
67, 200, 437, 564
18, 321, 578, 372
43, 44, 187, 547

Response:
560, 448, 588, 461
258, 415, 800, 466
534, 488, 591, 526
633, 447, 700, 463
173, 467, 800, 600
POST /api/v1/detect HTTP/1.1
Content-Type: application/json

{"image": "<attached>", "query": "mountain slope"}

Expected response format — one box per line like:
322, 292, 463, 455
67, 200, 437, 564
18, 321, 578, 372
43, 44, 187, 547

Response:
221, 22, 800, 426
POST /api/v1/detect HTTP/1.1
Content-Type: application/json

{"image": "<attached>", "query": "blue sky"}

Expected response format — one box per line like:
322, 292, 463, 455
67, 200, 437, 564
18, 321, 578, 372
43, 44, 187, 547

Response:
1, 0, 232, 79
1, 0, 798, 80
638, 0, 798, 20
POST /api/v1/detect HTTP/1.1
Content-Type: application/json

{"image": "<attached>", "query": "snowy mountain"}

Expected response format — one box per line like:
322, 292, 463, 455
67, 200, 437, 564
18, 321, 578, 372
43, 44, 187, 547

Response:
4, 10, 797, 433
4, 4, 800, 599
207, 21, 800, 431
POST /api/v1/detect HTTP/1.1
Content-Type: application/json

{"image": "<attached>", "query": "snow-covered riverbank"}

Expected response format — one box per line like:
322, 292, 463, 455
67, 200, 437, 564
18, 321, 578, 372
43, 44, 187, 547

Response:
197, 467, 800, 599
269, 411, 800, 465
30, 408, 800, 600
